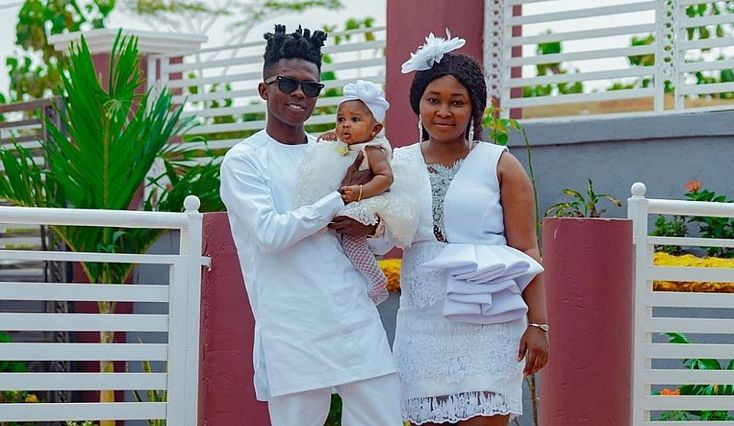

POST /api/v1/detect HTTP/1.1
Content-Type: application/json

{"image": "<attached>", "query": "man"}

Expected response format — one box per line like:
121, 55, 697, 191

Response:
219, 25, 402, 426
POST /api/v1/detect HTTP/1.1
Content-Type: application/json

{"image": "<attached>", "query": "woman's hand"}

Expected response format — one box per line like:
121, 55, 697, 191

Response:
518, 326, 549, 376
328, 216, 376, 237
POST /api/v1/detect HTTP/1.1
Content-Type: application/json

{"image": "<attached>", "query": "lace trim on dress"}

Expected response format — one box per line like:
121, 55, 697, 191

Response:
427, 160, 463, 242
403, 390, 518, 425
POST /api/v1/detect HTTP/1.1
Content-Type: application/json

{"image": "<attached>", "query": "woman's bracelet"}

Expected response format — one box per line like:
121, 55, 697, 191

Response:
357, 184, 364, 202
528, 323, 549, 332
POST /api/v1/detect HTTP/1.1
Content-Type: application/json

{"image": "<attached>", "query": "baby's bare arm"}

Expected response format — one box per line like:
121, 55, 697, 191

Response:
363, 146, 393, 198
341, 146, 393, 203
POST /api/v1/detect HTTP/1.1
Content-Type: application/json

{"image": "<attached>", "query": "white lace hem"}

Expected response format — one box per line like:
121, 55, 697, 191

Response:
403, 391, 519, 425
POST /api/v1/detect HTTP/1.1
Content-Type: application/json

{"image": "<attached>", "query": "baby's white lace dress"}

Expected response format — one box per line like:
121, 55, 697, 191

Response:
392, 144, 525, 424
294, 137, 420, 248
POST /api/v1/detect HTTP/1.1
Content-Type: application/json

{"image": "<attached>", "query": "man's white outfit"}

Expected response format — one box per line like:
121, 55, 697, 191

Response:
220, 129, 401, 425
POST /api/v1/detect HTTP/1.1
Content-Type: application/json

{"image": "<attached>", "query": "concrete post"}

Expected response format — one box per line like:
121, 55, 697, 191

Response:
540, 217, 633, 425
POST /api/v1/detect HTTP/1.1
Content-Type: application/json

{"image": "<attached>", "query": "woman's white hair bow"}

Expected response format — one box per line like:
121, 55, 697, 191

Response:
401, 29, 466, 74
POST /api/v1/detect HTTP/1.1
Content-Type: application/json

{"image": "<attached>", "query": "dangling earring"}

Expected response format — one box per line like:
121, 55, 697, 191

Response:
417, 117, 424, 142
467, 119, 475, 143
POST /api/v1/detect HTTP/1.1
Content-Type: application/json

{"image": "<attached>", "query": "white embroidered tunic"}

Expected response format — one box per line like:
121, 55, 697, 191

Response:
391, 142, 526, 423
220, 130, 397, 401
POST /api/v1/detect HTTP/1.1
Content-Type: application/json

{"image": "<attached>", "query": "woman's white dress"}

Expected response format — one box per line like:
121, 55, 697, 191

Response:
391, 142, 527, 424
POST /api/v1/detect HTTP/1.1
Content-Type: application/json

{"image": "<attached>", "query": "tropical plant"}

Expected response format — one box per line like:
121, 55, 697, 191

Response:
657, 332, 734, 421
545, 179, 622, 218
146, 155, 225, 213
682, 180, 734, 258
5, 0, 115, 103
0, 31, 195, 425
651, 215, 688, 255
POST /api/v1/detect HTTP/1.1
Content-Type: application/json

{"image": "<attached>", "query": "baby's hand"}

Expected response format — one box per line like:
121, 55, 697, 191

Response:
317, 131, 338, 142
340, 185, 363, 203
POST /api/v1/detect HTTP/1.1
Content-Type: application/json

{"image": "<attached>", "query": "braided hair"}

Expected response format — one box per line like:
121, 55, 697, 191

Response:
409, 53, 487, 141
263, 24, 328, 78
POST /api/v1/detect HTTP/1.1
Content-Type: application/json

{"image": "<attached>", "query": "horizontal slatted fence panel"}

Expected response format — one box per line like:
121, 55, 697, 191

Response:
495, 0, 734, 119
0, 402, 166, 422
0, 372, 168, 390
0, 343, 168, 361
154, 26, 386, 164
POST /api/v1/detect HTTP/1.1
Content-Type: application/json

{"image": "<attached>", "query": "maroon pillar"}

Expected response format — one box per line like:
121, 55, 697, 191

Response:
385, 0, 484, 148
198, 213, 270, 425
540, 218, 633, 425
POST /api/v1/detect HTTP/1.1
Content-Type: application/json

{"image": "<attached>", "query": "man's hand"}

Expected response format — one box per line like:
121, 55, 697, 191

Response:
328, 216, 376, 237
341, 185, 362, 203
341, 151, 374, 189
317, 131, 338, 142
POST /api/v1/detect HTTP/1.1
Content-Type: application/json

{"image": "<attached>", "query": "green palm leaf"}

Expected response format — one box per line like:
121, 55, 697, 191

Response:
40, 30, 193, 283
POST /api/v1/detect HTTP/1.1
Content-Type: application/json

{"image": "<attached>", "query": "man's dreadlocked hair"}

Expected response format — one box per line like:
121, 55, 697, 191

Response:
263, 24, 328, 78
409, 53, 487, 141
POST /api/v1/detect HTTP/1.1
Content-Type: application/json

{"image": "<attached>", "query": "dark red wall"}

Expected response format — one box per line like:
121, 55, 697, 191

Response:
198, 213, 270, 425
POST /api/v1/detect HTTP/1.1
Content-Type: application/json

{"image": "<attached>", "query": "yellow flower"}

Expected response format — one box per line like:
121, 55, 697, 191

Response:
378, 258, 402, 292
24, 393, 39, 403
653, 252, 734, 293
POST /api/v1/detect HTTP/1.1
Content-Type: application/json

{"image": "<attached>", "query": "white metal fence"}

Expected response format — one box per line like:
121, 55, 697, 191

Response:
148, 25, 385, 163
0, 196, 208, 424
0, 99, 59, 283
487, 0, 734, 119
628, 182, 734, 424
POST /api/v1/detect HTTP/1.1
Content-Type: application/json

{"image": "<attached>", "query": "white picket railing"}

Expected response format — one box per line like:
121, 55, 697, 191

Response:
628, 182, 734, 424
148, 25, 385, 163
487, 0, 734, 120
0, 196, 208, 425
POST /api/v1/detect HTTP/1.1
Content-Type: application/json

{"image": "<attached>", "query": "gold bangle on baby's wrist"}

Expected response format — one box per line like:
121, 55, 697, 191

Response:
357, 185, 363, 202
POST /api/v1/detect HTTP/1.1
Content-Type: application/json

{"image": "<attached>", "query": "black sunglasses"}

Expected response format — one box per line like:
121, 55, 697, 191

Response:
265, 75, 325, 98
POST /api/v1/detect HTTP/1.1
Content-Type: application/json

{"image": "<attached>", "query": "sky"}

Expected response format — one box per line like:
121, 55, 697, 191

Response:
0, 0, 387, 98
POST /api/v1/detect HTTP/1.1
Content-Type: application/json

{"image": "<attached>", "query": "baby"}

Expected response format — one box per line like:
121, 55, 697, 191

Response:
295, 80, 419, 304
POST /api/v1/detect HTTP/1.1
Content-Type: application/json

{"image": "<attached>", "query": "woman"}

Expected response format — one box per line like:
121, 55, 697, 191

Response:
391, 31, 550, 425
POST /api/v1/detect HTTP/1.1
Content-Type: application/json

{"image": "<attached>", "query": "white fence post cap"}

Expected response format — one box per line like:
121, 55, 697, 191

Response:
48, 28, 208, 55
184, 195, 201, 213
631, 182, 647, 198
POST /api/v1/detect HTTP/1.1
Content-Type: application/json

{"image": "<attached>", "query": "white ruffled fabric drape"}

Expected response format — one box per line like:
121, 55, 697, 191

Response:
423, 243, 543, 324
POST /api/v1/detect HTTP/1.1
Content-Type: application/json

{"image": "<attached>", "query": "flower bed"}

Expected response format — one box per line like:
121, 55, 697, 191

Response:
377, 258, 401, 292
653, 252, 734, 293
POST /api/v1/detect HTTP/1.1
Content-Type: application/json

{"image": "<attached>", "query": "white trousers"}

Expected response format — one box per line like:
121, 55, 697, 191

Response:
268, 373, 402, 426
